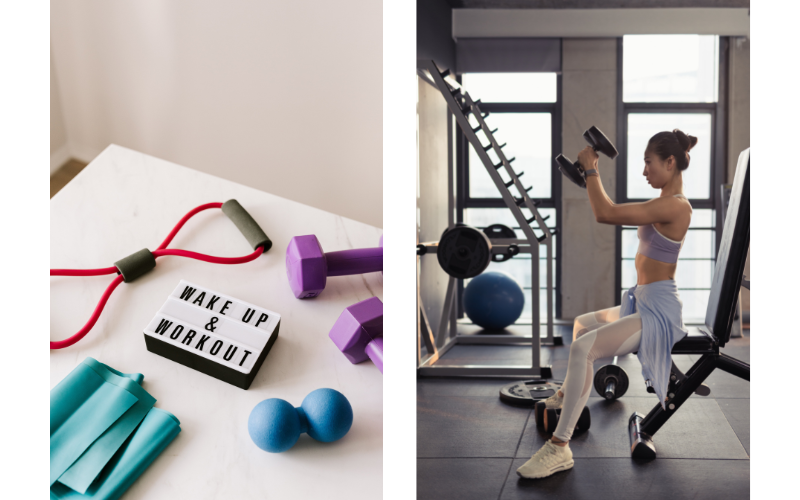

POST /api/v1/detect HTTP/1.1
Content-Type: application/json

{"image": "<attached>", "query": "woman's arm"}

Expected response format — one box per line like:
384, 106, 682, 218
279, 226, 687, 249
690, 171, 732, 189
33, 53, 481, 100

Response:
578, 147, 683, 226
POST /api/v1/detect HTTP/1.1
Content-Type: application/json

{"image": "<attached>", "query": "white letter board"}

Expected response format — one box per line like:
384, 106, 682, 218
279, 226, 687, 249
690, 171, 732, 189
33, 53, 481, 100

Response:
143, 280, 281, 389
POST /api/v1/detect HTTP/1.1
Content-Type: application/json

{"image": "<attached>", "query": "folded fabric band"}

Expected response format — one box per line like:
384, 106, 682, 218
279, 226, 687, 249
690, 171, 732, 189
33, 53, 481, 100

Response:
59, 388, 156, 493
50, 358, 180, 499
51, 408, 181, 500
50, 361, 141, 486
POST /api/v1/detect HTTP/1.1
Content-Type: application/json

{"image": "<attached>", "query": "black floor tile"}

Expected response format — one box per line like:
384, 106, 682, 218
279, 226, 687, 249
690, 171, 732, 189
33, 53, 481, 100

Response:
725, 333, 750, 347
516, 397, 748, 460
683, 354, 750, 399
502, 458, 750, 500
417, 395, 530, 458
718, 399, 750, 456
418, 458, 511, 500
418, 378, 512, 398
697, 370, 749, 399
417, 326, 751, 498
690, 345, 750, 365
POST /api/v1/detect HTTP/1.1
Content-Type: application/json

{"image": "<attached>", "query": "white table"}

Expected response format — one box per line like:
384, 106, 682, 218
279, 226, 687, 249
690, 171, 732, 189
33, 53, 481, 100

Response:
50, 145, 383, 499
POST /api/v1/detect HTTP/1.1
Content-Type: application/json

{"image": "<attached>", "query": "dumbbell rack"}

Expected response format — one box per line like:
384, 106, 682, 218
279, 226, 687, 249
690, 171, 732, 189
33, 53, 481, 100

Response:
417, 59, 557, 378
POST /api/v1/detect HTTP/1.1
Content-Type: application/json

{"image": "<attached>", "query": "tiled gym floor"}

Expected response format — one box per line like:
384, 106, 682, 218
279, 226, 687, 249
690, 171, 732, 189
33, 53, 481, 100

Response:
417, 324, 750, 500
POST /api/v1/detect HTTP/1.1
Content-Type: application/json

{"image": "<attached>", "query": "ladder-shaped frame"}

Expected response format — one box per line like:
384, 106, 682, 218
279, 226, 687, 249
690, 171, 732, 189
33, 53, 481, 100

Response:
417, 60, 557, 378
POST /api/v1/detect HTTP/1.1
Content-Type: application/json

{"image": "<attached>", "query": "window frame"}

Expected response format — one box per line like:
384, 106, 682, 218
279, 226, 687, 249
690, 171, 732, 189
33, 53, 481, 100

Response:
614, 36, 729, 311
455, 73, 563, 319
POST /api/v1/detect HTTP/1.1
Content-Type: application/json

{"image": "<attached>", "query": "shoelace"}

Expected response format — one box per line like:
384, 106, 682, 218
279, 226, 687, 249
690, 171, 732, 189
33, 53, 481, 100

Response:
533, 443, 564, 467
50, 202, 264, 350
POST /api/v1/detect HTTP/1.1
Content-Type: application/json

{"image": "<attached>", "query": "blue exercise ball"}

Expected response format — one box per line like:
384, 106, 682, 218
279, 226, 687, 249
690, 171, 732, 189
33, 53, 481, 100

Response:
463, 271, 525, 330
302, 388, 353, 443
248, 398, 302, 453
248, 389, 353, 453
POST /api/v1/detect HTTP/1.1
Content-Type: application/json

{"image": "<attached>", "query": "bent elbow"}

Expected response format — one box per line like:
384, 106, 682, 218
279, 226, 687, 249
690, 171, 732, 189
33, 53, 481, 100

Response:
595, 204, 616, 224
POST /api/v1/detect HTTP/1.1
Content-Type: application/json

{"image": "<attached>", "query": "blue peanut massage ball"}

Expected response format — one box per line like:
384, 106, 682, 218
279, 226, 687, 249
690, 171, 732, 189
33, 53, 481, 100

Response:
248, 388, 353, 453
463, 271, 525, 330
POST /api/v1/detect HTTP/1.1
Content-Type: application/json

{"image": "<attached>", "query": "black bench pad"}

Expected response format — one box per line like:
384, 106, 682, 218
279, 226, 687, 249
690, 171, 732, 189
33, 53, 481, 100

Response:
671, 326, 716, 354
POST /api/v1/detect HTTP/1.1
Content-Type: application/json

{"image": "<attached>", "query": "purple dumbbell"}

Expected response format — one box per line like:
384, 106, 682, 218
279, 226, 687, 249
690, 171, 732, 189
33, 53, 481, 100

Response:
329, 297, 383, 373
286, 235, 383, 299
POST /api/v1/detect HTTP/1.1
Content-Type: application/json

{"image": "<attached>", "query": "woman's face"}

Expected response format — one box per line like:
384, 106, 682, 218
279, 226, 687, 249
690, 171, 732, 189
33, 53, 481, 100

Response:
642, 148, 675, 189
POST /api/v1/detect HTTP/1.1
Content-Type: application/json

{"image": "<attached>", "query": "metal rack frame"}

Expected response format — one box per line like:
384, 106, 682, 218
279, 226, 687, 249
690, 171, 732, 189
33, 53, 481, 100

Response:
416, 59, 558, 378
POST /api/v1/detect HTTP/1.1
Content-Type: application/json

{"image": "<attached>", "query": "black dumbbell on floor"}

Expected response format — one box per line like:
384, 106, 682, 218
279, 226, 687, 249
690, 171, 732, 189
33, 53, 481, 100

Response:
538, 406, 591, 434
534, 399, 549, 428
555, 125, 619, 188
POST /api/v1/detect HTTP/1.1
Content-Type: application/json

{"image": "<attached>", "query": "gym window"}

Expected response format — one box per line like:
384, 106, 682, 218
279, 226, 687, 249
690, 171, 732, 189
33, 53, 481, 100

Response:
623, 35, 719, 103
616, 35, 727, 323
457, 72, 561, 322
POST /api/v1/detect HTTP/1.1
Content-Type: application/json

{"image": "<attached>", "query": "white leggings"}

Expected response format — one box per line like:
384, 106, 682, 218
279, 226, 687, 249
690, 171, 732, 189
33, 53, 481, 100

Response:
553, 306, 643, 442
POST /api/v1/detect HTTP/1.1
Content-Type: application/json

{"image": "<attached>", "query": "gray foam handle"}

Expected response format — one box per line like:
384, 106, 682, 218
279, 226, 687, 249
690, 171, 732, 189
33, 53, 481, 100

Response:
114, 248, 156, 283
221, 199, 272, 252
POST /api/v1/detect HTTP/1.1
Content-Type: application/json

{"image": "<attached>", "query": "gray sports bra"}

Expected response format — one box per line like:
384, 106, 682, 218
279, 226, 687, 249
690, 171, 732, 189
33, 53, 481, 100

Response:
636, 194, 689, 264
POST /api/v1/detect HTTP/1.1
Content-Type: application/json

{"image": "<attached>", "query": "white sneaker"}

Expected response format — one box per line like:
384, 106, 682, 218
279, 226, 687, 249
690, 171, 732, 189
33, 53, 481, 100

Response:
543, 391, 564, 409
516, 440, 574, 479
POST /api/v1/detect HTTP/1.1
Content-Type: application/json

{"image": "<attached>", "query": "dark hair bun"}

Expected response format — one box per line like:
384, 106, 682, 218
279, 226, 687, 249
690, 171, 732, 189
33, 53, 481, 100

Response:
673, 129, 698, 152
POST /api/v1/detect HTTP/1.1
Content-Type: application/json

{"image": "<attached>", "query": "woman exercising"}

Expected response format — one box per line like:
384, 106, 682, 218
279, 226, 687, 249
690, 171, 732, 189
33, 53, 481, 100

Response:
517, 129, 697, 479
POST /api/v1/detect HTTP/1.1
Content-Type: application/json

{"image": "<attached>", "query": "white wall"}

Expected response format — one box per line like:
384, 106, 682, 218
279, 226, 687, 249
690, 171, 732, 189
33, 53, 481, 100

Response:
417, 76, 452, 339
50, 51, 69, 174
50, 0, 382, 227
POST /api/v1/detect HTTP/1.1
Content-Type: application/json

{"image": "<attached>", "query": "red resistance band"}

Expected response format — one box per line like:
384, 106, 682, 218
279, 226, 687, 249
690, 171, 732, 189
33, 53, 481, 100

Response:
50, 202, 264, 350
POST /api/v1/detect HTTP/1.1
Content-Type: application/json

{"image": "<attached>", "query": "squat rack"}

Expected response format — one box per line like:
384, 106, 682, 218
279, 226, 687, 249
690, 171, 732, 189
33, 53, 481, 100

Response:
416, 59, 558, 378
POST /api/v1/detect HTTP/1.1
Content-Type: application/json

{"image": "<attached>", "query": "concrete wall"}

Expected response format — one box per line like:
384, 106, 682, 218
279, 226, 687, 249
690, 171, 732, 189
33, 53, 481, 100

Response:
417, 76, 452, 334
560, 38, 619, 318
453, 8, 750, 39
50, 0, 382, 228
417, 0, 455, 71
50, 52, 69, 175
728, 36, 750, 312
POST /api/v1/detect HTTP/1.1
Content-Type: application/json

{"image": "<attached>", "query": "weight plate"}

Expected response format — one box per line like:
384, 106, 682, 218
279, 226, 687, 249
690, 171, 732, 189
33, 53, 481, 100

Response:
555, 154, 586, 189
437, 224, 492, 279
483, 224, 519, 263
585, 125, 619, 159
499, 379, 563, 407
483, 224, 517, 240
593, 364, 629, 400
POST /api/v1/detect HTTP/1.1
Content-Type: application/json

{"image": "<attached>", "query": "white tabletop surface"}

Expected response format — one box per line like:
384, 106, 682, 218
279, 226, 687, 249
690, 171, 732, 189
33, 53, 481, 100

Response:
50, 145, 383, 499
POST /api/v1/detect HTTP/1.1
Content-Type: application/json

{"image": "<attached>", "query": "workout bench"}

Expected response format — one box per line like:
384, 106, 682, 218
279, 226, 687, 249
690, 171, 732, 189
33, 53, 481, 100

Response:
629, 148, 750, 459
